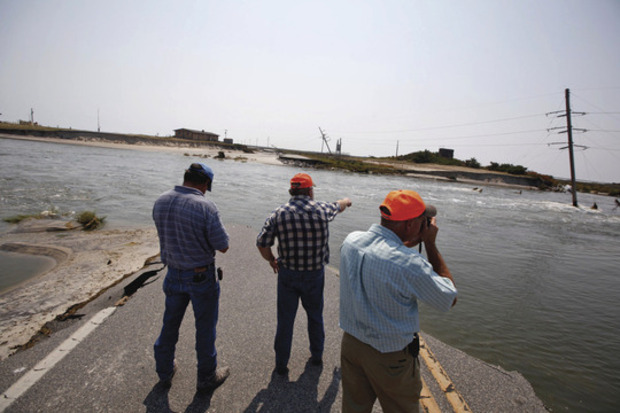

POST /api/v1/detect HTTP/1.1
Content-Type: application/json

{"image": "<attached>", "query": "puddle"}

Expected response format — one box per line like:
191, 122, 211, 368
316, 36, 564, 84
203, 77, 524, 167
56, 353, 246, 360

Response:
0, 250, 57, 293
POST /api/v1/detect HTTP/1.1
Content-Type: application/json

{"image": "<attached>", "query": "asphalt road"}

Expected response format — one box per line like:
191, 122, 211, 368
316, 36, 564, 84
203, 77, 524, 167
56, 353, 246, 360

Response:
0, 224, 547, 412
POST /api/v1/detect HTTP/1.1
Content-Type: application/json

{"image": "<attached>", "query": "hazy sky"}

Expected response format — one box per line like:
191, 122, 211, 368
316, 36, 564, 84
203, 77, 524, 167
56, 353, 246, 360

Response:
1, 0, 619, 182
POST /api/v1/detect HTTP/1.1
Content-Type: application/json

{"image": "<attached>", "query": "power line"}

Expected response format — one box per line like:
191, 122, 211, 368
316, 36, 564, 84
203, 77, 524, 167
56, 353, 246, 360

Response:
334, 113, 546, 135
328, 93, 619, 165
584, 146, 620, 152
446, 141, 550, 147
428, 129, 544, 141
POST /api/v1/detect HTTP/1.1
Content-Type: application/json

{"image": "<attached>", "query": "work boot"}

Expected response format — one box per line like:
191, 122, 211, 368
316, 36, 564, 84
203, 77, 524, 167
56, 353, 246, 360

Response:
197, 366, 230, 394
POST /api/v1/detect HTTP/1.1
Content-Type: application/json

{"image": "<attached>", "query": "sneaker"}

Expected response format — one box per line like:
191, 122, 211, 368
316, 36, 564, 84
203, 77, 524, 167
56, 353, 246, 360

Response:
197, 366, 230, 394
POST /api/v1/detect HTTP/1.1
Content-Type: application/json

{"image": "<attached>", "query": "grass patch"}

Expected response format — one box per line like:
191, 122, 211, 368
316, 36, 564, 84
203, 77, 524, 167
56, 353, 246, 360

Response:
3, 214, 39, 224
76, 211, 106, 230
3, 209, 61, 223
3, 209, 106, 230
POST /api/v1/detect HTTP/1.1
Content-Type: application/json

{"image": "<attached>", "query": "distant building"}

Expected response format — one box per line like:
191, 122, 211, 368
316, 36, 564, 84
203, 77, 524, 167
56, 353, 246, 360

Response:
223, 138, 234, 144
439, 148, 454, 159
174, 128, 219, 142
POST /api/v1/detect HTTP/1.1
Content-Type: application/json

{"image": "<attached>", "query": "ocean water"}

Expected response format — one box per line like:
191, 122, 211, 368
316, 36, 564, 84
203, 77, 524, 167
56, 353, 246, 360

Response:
1, 137, 620, 412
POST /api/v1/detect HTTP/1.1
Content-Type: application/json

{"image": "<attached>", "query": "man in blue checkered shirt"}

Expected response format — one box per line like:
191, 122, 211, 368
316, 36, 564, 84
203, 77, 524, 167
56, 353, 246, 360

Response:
153, 163, 230, 394
257, 172, 352, 375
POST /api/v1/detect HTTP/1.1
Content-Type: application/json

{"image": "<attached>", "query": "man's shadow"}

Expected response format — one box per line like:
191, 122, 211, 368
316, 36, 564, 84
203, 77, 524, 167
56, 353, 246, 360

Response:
243, 359, 340, 413
143, 381, 175, 413
143, 382, 215, 413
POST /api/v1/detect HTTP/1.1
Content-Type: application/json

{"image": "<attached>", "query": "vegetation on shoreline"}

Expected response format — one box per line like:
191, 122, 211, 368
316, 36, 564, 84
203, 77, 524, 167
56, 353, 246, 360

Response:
392, 149, 530, 175
3, 209, 106, 230
3, 208, 64, 223
300, 153, 400, 175
76, 211, 106, 230
389, 150, 619, 196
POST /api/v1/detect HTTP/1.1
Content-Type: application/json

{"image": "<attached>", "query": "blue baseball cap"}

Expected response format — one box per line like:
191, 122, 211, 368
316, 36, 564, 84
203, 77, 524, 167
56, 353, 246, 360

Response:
188, 163, 214, 190
196, 163, 214, 181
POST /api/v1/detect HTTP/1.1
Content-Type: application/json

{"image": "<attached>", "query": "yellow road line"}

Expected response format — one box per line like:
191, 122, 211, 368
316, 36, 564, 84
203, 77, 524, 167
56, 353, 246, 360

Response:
419, 335, 473, 412
420, 376, 442, 413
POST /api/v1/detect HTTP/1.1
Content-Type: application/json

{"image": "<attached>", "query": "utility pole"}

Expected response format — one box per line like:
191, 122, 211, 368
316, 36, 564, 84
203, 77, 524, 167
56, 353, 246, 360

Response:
546, 88, 587, 208
396, 140, 399, 157
30, 108, 34, 125
565, 89, 578, 207
318, 127, 332, 154
97, 108, 100, 132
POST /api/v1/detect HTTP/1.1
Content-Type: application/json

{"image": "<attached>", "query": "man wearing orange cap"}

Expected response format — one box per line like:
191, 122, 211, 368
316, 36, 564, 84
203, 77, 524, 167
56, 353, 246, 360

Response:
257, 172, 352, 376
339, 189, 457, 412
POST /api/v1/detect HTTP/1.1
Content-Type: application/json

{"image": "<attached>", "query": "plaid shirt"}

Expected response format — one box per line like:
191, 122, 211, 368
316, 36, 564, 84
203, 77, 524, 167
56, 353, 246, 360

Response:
257, 195, 341, 272
153, 185, 229, 270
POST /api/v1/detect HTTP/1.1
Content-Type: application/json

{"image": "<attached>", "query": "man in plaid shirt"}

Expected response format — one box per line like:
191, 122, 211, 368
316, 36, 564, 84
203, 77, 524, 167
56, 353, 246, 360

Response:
257, 173, 352, 375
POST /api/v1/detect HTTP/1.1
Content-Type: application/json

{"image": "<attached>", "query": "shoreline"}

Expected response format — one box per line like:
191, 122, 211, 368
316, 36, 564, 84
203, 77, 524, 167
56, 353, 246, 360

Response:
0, 133, 284, 166
1, 133, 540, 190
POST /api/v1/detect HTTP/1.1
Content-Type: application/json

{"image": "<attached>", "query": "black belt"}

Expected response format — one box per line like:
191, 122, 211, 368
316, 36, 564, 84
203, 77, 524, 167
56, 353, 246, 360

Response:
192, 264, 223, 282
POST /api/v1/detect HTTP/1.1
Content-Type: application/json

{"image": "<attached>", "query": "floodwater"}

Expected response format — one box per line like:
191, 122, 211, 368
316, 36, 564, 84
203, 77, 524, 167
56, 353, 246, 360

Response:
0, 251, 56, 293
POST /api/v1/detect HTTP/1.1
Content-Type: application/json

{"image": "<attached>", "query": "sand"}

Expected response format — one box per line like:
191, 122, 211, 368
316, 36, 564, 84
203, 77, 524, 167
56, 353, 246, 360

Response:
0, 222, 160, 360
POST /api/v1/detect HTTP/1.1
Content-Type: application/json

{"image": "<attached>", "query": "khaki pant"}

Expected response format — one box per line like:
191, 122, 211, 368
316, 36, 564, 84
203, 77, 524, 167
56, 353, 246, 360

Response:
341, 332, 422, 413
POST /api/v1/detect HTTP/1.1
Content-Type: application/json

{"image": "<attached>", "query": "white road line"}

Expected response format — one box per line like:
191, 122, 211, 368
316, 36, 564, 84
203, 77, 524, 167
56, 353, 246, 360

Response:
0, 307, 116, 412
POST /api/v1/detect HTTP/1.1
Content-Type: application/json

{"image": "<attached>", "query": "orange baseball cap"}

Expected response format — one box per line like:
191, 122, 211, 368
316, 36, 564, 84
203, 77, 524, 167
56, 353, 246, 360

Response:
290, 173, 314, 189
380, 190, 436, 221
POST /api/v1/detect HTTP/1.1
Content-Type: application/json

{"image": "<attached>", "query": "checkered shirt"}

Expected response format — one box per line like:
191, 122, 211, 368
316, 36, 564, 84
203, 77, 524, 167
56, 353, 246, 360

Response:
257, 195, 341, 272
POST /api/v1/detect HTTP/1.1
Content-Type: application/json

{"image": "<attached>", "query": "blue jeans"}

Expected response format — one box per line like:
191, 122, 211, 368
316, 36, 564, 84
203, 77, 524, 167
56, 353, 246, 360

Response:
275, 266, 325, 368
154, 265, 219, 382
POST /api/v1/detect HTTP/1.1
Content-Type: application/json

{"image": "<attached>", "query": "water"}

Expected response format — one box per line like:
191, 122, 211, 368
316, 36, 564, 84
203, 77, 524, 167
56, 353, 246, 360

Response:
0, 251, 56, 292
1, 137, 620, 412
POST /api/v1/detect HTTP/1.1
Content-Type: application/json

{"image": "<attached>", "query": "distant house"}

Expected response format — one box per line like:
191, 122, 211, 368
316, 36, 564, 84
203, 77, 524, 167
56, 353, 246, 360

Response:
174, 128, 219, 142
223, 138, 234, 144
439, 148, 454, 159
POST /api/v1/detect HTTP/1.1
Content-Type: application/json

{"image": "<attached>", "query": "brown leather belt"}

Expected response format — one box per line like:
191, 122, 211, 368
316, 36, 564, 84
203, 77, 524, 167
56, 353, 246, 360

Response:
194, 266, 208, 273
